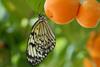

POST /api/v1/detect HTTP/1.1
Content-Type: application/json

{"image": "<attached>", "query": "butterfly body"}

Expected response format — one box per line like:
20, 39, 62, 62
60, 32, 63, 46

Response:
26, 15, 56, 65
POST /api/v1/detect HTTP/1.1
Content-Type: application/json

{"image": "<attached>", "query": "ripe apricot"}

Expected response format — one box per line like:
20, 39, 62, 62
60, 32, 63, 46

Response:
76, 0, 100, 28
94, 34, 100, 51
93, 58, 100, 67
84, 58, 100, 67
86, 31, 96, 47
84, 58, 94, 67
44, 0, 80, 24
87, 31, 100, 58
88, 49, 100, 58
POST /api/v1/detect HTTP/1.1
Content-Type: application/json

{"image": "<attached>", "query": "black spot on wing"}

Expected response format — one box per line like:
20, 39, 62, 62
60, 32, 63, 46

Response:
29, 42, 35, 47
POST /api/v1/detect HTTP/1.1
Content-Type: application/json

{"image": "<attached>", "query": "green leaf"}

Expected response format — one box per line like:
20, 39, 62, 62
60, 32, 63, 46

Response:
97, 0, 100, 2
2, 0, 33, 18
26, 0, 45, 15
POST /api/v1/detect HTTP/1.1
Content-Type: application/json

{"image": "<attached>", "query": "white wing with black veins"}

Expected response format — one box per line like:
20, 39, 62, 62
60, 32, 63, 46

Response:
26, 15, 56, 65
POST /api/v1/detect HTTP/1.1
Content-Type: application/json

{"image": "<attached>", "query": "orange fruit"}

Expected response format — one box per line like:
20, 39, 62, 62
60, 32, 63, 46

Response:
86, 31, 100, 67
88, 49, 100, 58
94, 34, 100, 51
76, 0, 100, 28
93, 57, 100, 67
86, 31, 100, 58
44, 0, 80, 24
92, 33, 100, 58
84, 58, 100, 67
86, 31, 96, 47
84, 58, 94, 67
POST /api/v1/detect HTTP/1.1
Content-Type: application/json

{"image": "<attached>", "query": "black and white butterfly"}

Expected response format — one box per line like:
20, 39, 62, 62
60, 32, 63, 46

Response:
26, 14, 56, 66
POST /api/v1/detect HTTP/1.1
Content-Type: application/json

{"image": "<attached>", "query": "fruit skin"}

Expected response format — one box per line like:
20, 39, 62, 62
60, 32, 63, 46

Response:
44, 0, 80, 24
93, 58, 100, 67
84, 58, 94, 67
86, 31, 100, 67
84, 58, 100, 67
94, 34, 100, 52
87, 31, 100, 58
76, 0, 100, 28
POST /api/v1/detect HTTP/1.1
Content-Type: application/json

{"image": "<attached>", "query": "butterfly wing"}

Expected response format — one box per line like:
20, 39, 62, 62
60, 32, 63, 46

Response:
26, 15, 56, 65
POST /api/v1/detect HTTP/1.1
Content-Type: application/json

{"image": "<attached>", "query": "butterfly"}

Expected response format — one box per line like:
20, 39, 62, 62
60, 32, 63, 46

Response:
26, 14, 56, 66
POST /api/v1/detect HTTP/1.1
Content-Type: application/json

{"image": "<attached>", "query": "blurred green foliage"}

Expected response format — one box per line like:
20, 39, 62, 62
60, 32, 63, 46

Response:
0, 0, 100, 67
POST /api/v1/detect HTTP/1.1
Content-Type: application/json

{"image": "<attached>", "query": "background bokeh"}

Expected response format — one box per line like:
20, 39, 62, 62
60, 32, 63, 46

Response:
0, 0, 100, 67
